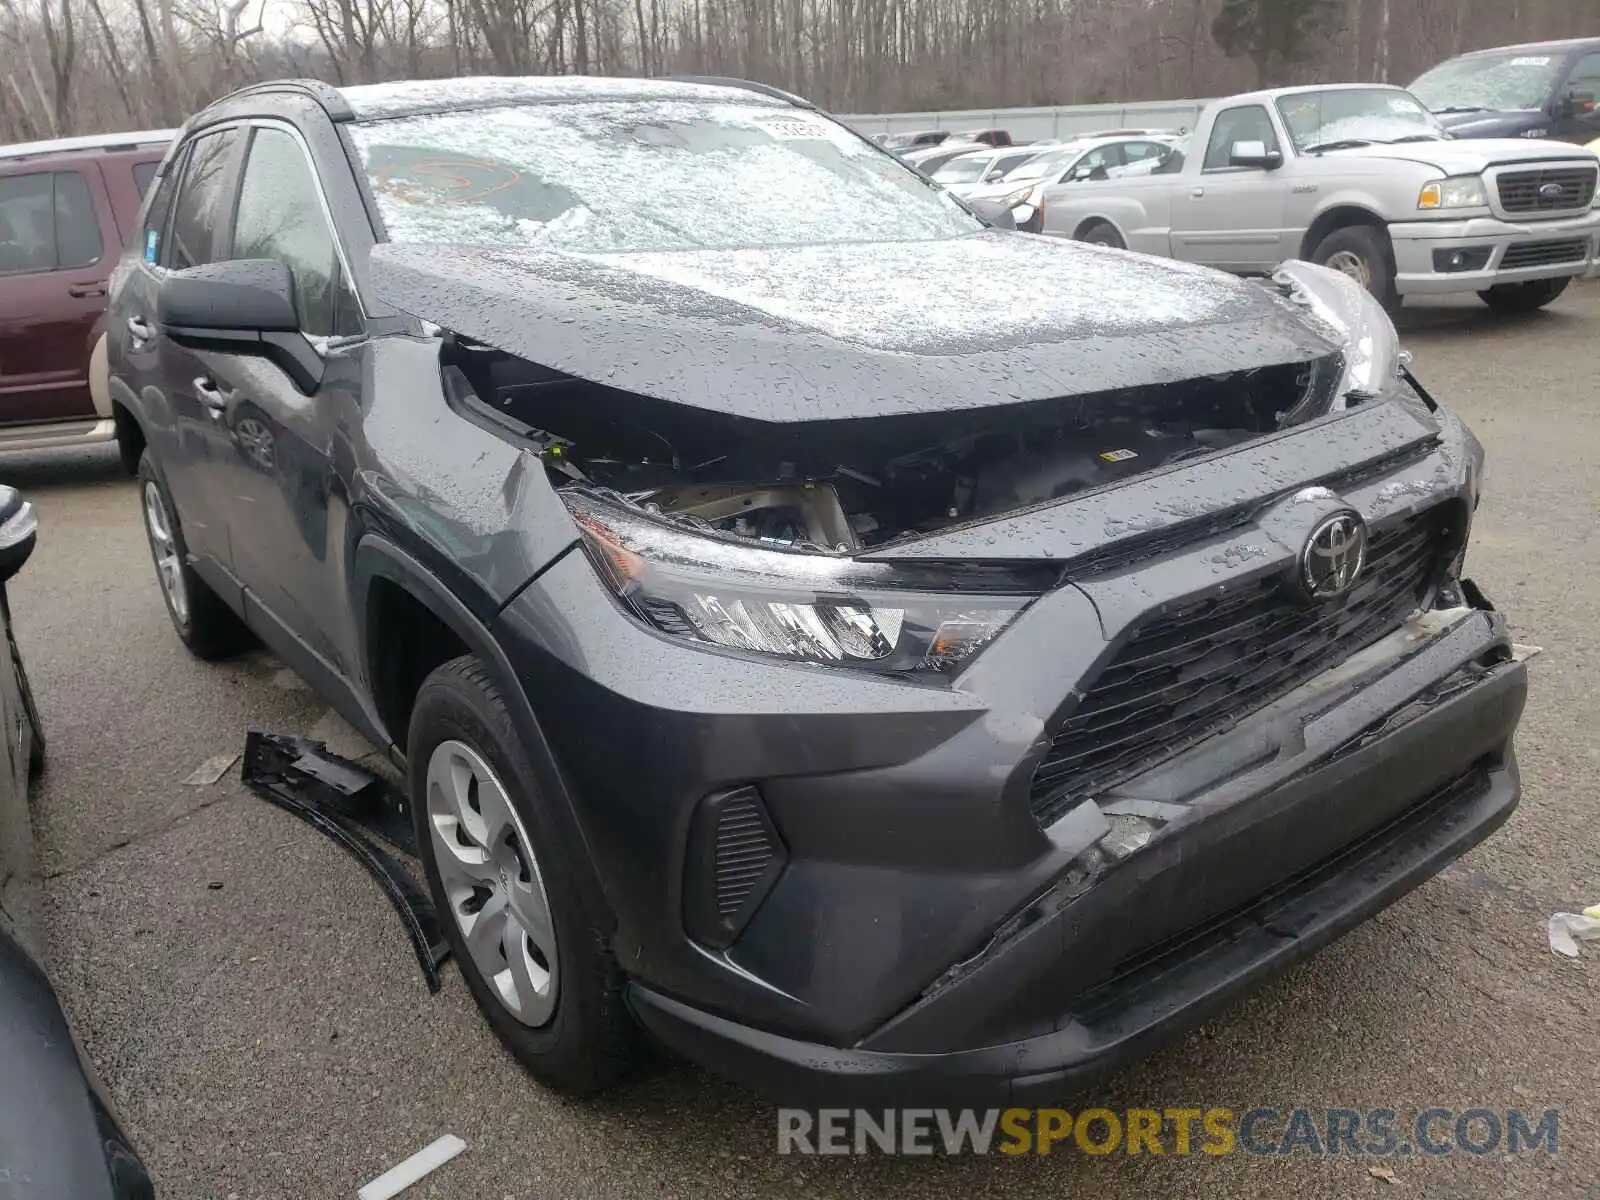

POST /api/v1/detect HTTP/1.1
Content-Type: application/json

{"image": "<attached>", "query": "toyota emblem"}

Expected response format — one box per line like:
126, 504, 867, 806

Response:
1300, 511, 1368, 601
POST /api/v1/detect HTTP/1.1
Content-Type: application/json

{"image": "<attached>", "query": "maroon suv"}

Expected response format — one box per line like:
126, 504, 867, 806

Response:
0, 129, 172, 464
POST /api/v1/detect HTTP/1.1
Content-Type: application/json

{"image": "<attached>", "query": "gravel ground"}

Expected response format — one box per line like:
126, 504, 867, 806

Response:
10, 285, 1598, 1198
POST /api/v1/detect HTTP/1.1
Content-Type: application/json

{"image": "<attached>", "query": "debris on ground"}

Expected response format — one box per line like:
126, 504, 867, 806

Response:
1368, 1163, 1398, 1184
241, 731, 449, 991
183, 752, 240, 786
357, 1135, 467, 1200
1546, 910, 1600, 958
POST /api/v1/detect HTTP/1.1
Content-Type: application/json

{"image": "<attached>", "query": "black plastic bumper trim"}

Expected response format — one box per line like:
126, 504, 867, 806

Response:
628, 741, 1520, 1105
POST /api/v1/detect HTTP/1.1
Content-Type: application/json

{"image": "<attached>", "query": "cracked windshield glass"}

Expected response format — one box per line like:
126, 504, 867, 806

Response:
349, 102, 980, 252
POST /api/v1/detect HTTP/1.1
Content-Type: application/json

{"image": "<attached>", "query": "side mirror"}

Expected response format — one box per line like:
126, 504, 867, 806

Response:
966, 198, 1017, 229
157, 259, 323, 394
0, 486, 38, 584
1566, 89, 1597, 116
1229, 139, 1284, 169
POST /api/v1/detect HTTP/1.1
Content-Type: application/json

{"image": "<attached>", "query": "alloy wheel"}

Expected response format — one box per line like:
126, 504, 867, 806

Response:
426, 739, 559, 1026
142, 481, 189, 625
1324, 249, 1373, 288
235, 418, 276, 470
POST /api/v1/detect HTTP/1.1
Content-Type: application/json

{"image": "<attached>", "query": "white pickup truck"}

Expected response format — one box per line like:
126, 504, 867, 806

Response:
1038, 83, 1600, 312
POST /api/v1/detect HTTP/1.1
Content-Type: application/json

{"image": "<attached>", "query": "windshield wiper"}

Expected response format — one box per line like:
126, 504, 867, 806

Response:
1387, 133, 1445, 143
1432, 105, 1489, 114
1302, 138, 1373, 154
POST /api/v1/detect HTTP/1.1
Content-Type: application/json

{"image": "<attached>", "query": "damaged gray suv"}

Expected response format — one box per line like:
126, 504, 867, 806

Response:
107, 76, 1527, 1102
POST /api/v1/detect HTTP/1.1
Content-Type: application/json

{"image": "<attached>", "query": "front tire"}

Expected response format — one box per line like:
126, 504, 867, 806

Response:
408, 656, 636, 1095
1077, 220, 1126, 249
1479, 276, 1570, 313
1311, 224, 1400, 314
136, 453, 251, 660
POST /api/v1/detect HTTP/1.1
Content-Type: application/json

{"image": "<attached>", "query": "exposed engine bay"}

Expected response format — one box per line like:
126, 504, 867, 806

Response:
443, 335, 1337, 553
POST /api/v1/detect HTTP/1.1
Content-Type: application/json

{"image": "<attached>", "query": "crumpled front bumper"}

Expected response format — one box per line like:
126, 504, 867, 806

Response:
627, 602, 1526, 1104
1390, 208, 1600, 295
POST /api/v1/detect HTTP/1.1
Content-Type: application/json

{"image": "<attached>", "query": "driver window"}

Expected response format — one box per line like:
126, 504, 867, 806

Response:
230, 126, 361, 339
1568, 53, 1600, 95
1203, 106, 1279, 171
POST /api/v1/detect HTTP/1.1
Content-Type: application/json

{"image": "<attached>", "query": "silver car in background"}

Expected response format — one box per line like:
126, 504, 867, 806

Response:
930, 144, 1054, 198
959, 134, 1182, 231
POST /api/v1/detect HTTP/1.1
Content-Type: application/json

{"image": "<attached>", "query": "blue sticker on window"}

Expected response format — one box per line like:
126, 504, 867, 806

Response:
144, 229, 158, 263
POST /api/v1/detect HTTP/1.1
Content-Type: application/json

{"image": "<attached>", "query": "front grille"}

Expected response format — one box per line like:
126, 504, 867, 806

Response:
1496, 165, 1597, 214
1028, 506, 1455, 828
1501, 238, 1589, 269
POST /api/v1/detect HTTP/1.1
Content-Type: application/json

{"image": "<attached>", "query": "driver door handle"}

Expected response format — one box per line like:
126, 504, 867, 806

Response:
68, 281, 107, 298
126, 315, 152, 340
1190, 187, 1205, 197
194, 377, 231, 416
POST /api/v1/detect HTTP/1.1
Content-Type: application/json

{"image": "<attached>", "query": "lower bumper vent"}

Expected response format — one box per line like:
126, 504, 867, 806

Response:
683, 786, 787, 949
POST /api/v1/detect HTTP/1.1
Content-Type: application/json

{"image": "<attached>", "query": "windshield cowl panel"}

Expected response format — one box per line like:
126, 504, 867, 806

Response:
351, 100, 984, 253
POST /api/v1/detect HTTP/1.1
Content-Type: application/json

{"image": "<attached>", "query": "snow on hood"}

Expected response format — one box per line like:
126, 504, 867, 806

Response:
369, 231, 1341, 423
1325, 137, 1600, 174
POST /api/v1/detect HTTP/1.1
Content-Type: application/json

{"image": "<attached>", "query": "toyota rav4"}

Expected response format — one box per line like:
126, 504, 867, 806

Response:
107, 76, 1527, 1103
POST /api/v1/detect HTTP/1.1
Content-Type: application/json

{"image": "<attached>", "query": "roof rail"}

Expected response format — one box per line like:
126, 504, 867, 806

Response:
0, 128, 176, 163
210, 78, 355, 121
662, 75, 813, 108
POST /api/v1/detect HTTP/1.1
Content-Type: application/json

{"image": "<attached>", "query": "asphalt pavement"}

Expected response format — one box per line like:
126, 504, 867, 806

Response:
10, 286, 1599, 1198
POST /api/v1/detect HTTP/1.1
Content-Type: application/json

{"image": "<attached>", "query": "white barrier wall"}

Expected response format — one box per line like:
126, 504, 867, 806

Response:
839, 99, 1212, 141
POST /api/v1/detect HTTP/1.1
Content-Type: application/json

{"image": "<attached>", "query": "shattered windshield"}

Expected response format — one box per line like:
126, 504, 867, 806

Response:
1276, 88, 1446, 151
1411, 51, 1565, 112
350, 101, 981, 252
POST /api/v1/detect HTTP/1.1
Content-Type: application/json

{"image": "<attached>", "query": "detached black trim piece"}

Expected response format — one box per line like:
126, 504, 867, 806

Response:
684, 786, 788, 950
241, 731, 450, 992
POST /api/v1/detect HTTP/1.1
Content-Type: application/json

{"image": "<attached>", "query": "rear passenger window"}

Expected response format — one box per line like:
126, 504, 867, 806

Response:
0, 171, 103, 275
0, 173, 54, 275
166, 128, 242, 269
52, 171, 103, 269
140, 151, 183, 265
133, 161, 160, 197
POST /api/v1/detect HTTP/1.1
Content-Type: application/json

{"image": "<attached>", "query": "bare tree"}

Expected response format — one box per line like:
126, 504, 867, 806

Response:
1, 0, 1595, 145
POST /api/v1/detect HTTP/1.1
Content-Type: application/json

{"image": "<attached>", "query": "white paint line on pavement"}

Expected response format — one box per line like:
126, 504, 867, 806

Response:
357, 1135, 468, 1200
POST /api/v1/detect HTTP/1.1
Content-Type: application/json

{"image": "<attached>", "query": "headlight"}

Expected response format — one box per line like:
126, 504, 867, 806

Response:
1417, 176, 1488, 210
1273, 261, 1401, 400
997, 185, 1035, 209
564, 491, 1044, 676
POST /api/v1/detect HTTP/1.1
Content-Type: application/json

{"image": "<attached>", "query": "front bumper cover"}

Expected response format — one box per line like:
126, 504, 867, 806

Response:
1390, 209, 1600, 294
629, 611, 1525, 1103
495, 396, 1520, 1101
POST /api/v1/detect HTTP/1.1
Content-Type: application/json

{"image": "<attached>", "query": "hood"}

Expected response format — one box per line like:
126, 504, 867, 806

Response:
370, 232, 1338, 423
1433, 109, 1548, 140
1328, 136, 1591, 173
